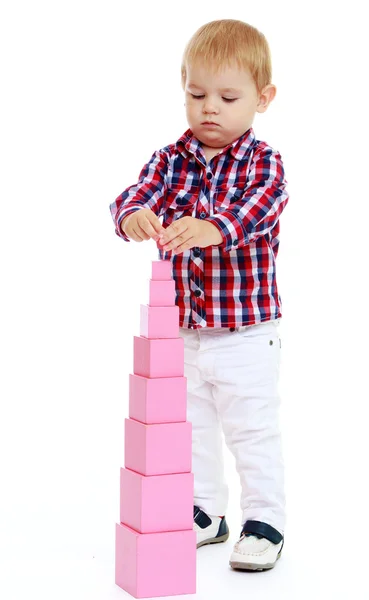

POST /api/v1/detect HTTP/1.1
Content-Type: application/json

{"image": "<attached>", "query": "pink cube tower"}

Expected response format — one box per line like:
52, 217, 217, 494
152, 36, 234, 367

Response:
115, 260, 196, 598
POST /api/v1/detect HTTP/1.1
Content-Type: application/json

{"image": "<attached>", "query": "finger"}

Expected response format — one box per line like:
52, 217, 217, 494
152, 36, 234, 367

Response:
130, 226, 146, 242
136, 222, 152, 241
172, 236, 195, 254
159, 224, 174, 244
152, 218, 166, 235
156, 226, 166, 240
163, 228, 189, 250
145, 213, 165, 238
164, 232, 191, 251
140, 216, 161, 239
158, 222, 173, 243
161, 222, 187, 247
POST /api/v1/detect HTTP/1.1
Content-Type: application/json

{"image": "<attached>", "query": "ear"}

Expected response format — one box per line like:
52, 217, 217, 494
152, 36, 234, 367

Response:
256, 84, 277, 113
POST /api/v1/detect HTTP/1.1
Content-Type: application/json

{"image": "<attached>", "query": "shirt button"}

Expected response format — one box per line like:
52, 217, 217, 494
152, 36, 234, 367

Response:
193, 248, 201, 257
206, 172, 212, 179
200, 212, 206, 219
233, 239, 238, 246
194, 289, 201, 297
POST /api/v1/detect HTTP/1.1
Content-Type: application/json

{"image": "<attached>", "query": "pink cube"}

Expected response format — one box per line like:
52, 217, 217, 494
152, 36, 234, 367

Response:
148, 279, 176, 306
115, 522, 196, 598
120, 468, 193, 532
140, 305, 179, 339
125, 418, 192, 475
152, 260, 172, 281
129, 374, 187, 424
133, 336, 184, 378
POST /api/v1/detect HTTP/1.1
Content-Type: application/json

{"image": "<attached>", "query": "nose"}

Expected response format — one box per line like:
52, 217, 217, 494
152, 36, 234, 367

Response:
202, 98, 219, 114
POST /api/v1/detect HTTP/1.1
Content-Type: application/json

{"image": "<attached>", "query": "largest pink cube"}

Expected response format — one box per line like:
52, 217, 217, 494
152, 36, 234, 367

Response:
120, 468, 193, 533
125, 418, 192, 475
133, 336, 184, 378
115, 522, 196, 598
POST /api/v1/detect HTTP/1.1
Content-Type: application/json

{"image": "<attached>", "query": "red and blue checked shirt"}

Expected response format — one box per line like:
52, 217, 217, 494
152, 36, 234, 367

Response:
110, 127, 289, 329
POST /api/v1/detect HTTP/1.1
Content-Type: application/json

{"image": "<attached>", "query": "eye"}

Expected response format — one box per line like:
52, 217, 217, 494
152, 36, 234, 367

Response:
189, 94, 237, 103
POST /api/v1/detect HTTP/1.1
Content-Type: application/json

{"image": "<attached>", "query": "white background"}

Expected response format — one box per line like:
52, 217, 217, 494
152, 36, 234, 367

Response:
1, 1, 368, 598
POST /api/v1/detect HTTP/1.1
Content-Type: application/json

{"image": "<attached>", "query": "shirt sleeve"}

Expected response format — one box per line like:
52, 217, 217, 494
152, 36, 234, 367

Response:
109, 149, 168, 241
206, 147, 289, 251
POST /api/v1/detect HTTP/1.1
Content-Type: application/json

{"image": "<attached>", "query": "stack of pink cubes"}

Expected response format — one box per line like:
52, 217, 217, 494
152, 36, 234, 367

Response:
115, 260, 197, 598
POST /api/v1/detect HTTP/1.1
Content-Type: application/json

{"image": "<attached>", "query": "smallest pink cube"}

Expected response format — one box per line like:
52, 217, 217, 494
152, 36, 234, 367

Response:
151, 260, 172, 281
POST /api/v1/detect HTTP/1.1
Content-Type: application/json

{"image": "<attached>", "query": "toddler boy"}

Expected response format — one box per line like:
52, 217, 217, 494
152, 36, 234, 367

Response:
110, 19, 289, 571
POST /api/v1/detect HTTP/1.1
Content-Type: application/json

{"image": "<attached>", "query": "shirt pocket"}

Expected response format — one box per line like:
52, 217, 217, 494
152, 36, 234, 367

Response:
163, 186, 199, 220
213, 185, 245, 212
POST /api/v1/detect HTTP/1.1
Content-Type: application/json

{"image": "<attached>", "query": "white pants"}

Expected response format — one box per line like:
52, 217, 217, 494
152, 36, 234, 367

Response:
178, 320, 285, 535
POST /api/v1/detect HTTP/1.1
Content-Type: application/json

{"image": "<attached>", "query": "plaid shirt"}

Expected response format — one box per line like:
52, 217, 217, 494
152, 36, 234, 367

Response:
110, 127, 289, 329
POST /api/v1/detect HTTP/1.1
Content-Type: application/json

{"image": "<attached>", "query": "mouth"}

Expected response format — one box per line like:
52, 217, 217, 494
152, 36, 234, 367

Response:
201, 122, 219, 127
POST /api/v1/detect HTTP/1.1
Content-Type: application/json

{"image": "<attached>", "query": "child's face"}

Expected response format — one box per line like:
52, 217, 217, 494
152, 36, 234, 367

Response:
184, 62, 264, 150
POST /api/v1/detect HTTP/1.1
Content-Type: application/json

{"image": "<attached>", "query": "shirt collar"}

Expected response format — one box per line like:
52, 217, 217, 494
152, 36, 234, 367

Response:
176, 127, 256, 162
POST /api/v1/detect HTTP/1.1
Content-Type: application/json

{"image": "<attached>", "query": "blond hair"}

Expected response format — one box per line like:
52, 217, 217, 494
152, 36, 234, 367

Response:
181, 19, 272, 95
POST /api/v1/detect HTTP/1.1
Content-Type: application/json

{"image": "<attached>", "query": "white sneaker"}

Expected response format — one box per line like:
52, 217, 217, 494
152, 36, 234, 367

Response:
229, 520, 284, 570
193, 506, 230, 548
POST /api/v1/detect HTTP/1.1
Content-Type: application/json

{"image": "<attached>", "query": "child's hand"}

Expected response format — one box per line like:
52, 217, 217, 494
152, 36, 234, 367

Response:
121, 208, 165, 242
158, 217, 223, 253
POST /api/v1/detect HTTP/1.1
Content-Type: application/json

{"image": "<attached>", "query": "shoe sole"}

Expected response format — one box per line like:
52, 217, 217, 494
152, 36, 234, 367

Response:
197, 531, 230, 548
229, 548, 282, 571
